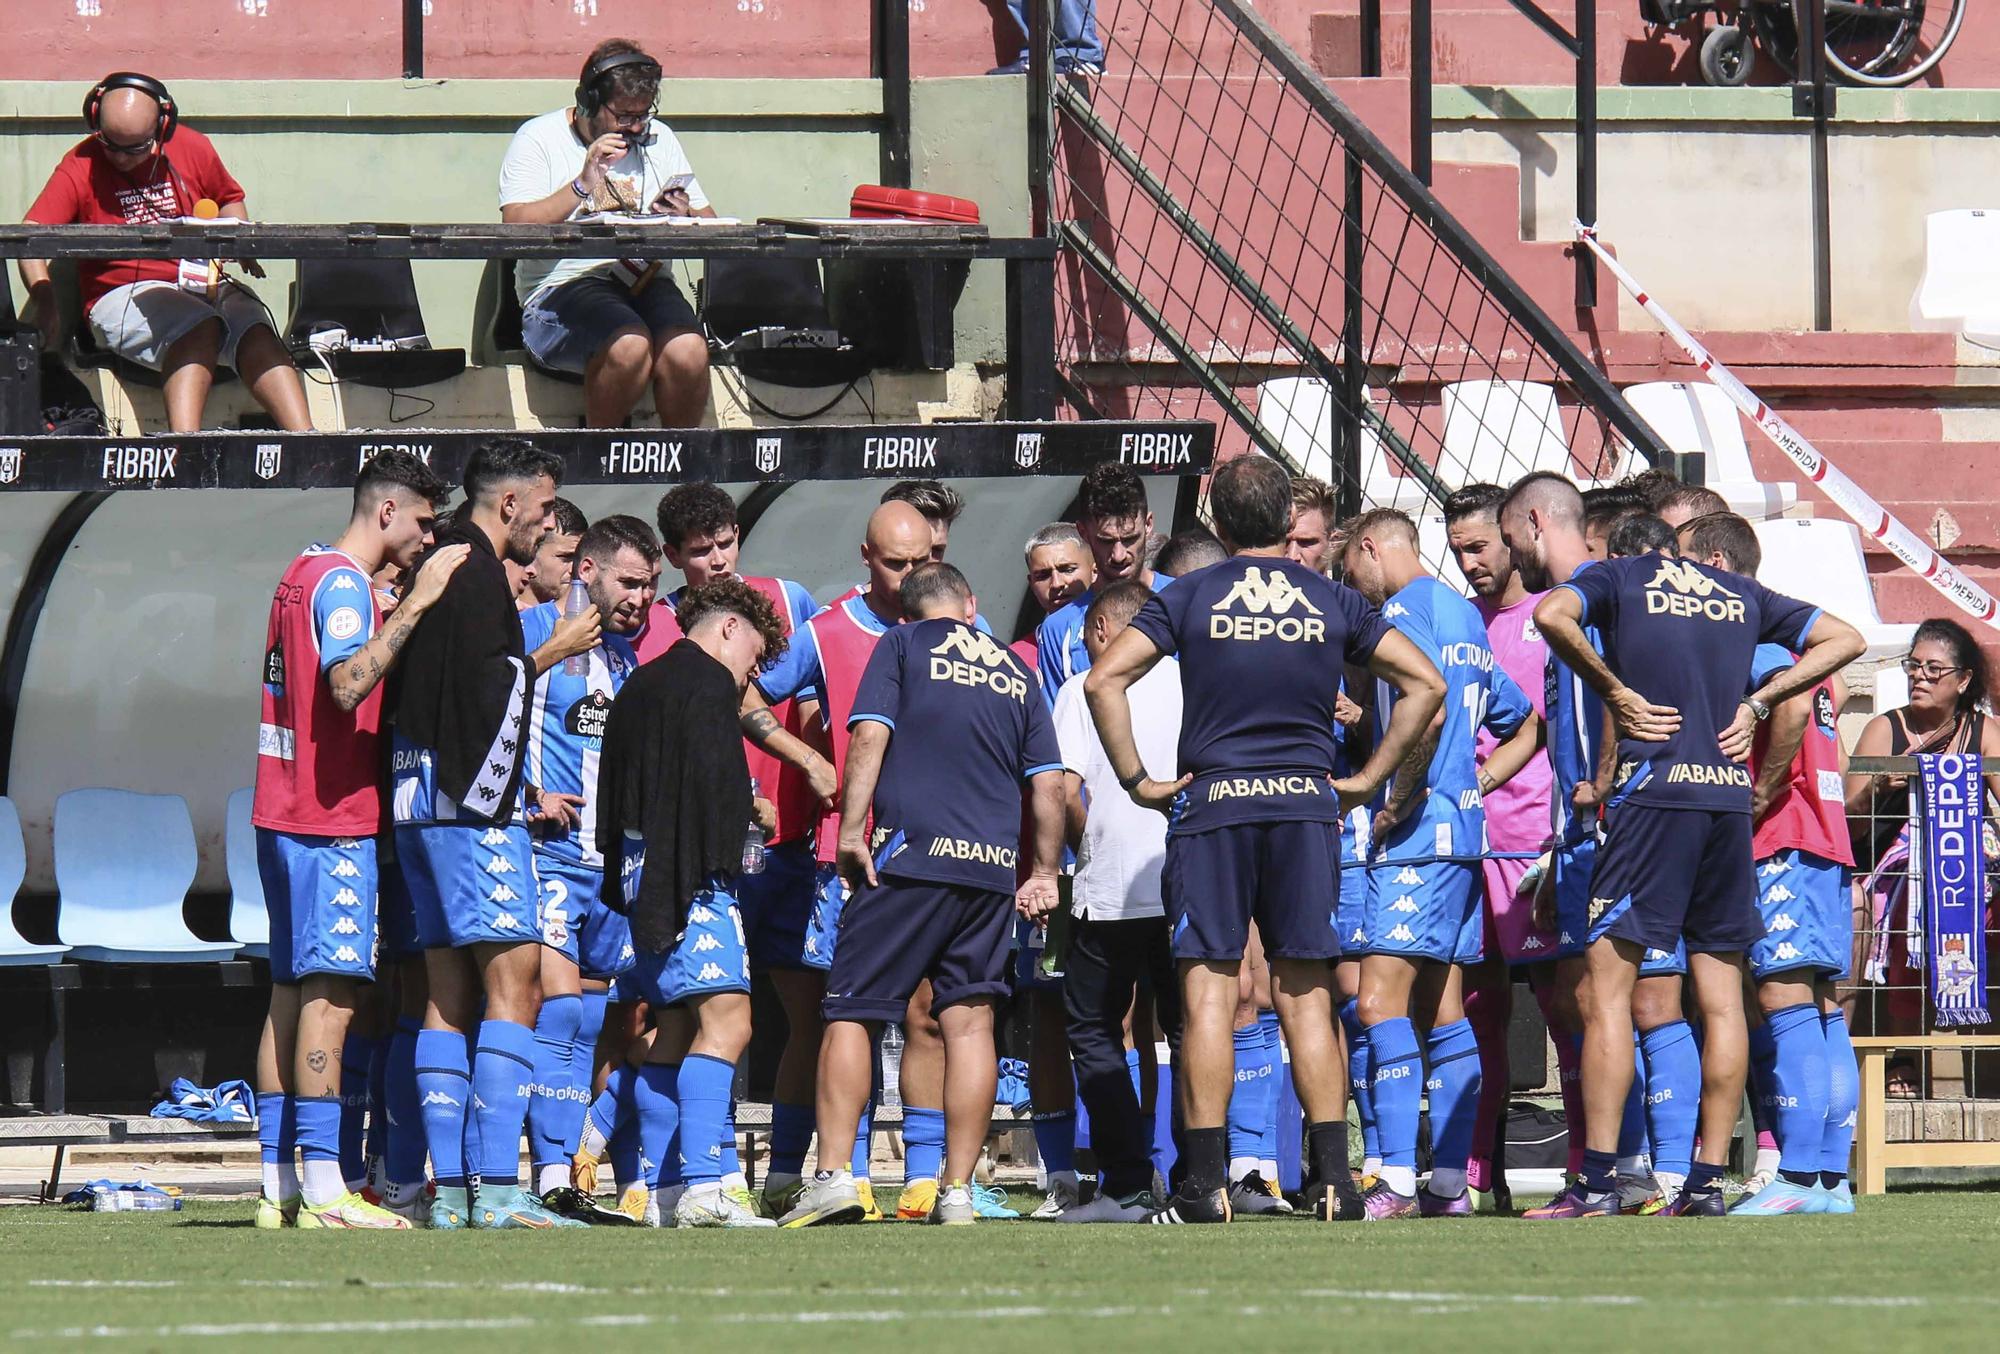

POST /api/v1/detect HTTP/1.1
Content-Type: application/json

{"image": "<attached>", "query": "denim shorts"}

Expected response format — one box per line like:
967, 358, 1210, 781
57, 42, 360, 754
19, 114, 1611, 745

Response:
521, 271, 699, 373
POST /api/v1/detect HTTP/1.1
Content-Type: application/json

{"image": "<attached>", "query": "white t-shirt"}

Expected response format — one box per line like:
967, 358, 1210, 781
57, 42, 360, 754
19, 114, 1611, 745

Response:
496, 108, 711, 305
1052, 661, 1182, 921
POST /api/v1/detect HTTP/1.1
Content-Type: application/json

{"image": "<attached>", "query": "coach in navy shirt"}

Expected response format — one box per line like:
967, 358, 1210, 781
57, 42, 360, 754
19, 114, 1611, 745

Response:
1085, 455, 1445, 1224
781, 562, 1064, 1228
1533, 545, 1862, 1218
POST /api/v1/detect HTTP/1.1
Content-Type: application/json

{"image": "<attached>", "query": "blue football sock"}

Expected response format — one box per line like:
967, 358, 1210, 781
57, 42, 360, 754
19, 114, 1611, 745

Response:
527, 994, 582, 1173
633, 1062, 681, 1193
1639, 1020, 1700, 1178
568, 993, 607, 1156
1338, 998, 1377, 1163
1619, 1033, 1649, 1164
1366, 1017, 1422, 1175
414, 1028, 471, 1189
296, 1093, 343, 1201
1687, 1160, 1724, 1195
384, 1019, 424, 1187
256, 1090, 287, 1196
1768, 1002, 1831, 1183
903, 1105, 946, 1184
853, 1097, 875, 1179
1033, 1111, 1077, 1177
1821, 1008, 1858, 1184
588, 1064, 631, 1145
719, 1097, 742, 1179
471, 1019, 537, 1187
1748, 1021, 1779, 1140
1256, 1010, 1283, 1170
338, 1034, 371, 1187
1580, 1147, 1617, 1196
1423, 1019, 1482, 1190
608, 1111, 643, 1190
770, 1102, 813, 1177
1125, 1046, 1143, 1096
364, 1035, 389, 1170
676, 1054, 735, 1188
1227, 1020, 1273, 1173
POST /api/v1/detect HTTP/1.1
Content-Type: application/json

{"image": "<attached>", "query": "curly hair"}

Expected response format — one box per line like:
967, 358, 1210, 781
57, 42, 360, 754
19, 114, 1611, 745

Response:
676, 576, 788, 667
655, 482, 739, 553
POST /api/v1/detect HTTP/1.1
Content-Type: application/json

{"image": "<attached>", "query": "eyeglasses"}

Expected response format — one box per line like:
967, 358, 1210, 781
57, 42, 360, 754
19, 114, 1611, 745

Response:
605, 105, 657, 130
1900, 658, 1967, 680
94, 129, 158, 156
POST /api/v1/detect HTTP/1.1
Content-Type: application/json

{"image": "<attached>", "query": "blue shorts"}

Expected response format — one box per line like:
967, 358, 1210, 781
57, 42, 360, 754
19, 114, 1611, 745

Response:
395, 822, 539, 950
1354, 858, 1482, 965
521, 272, 699, 374
377, 846, 421, 962
534, 854, 635, 979
1751, 849, 1852, 981
1588, 805, 1760, 956
803, 862, 846, 972
255, 829, 377, 984
1556, 837, 1685, 974
737, 841, 816, 972
823, 876, 1015, 1022
619, 843, 750, 1007
1165, 820, 1341, 962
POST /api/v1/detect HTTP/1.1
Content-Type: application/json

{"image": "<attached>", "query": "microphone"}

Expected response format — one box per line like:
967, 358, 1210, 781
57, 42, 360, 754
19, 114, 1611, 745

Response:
193, 198, 219, 219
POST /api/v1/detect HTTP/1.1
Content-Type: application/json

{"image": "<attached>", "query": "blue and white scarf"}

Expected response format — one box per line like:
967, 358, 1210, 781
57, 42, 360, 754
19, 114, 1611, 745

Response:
1917, 753, 1992, 1027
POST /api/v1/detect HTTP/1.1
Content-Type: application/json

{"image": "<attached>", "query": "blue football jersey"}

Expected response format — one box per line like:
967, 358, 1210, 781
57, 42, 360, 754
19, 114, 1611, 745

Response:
1546, 560, 1609, 849
1372, 576, 1532, 864
1035, 572, 1174, 709
517, 601, 639, 867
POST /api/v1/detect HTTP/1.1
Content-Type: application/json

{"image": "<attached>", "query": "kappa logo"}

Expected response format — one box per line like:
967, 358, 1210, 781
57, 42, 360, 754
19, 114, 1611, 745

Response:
327, 574, 360, 592
688, 903, 716, 925
1773, 941, 1802, 961
1766, 884, 1796, 905
1521, 934, 1547, 951
330, 859, 361, 879
932, 626, 1012, 667
420, 1090, 460, 1108
929, 626, 1029, 699
695, 962, 728, 983
1589, 896, 1614, 923
330, 916, 362, 936
493, 912, 522, 931
1348, 927, 1368, 945
1014, 431, 1043, 468
481, 828, 511, 846
484, 856, 517, 875
1759, 857, 1793, 877
333, 837, 362, 848
488, 884, 520, 904
0, 447, 21, 485
254, 442, 283, 480
804, 935, 821, 957
1645, 948, 1671, 964
1393, 867, 1423, 887
1383, 602, 1410, 620
620, 943, 635, 963
1644, 559, 1746, 622
1209, 567, 1327, 643
331, 887, 361, 908
1388, 895, 1419, 914
1769, 912, 1798, 932
755, 436, 782, 474
692, 933, 723, 954
332, 945, 361, 964
1385, 923, 1416, 943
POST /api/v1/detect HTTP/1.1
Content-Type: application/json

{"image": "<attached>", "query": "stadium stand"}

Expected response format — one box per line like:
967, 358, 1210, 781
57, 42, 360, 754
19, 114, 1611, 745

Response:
1908, 208, 2000, 350
1623, 381, 1799, 521
1750, 518, 1921, 668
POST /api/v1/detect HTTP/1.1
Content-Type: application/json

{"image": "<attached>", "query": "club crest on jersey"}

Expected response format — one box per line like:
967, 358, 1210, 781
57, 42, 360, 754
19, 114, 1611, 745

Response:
254, 443, 283, 480
1209, 567, 1326, 642
929, 626, 1029, 699
1014, 431, 1044, 468
755, 436, 782, 475
1644, 560, 1745, 622
566, 690, 613, 741
0, 447, 21, 485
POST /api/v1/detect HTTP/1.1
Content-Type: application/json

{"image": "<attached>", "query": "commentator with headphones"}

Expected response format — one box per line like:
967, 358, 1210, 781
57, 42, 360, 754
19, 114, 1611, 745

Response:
17, 71, 312, 434
499, 39, 716, 429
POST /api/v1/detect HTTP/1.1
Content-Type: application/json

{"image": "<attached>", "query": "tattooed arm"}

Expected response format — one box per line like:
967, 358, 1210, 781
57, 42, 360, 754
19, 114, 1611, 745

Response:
327, 544, 469, 712
739, 684, 840, 809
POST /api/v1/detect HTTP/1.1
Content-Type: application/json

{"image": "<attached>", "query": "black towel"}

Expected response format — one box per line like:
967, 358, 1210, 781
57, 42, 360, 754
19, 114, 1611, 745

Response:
387, 516, 531, 821
596, 638, 752, 952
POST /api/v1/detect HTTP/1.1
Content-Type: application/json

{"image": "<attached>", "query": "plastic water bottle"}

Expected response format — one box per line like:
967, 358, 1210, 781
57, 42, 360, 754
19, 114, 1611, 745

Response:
880, 1022, 905, 1111
741, 777, 767, 875
562, 576, 590, 676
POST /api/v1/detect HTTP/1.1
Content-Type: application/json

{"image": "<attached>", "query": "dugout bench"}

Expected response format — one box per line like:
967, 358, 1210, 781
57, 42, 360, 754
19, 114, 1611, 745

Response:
0, 1112, 257, 1203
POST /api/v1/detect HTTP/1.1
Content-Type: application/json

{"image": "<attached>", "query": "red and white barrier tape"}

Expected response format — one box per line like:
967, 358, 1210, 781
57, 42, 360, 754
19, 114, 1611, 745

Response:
1575, 221, 1998, 629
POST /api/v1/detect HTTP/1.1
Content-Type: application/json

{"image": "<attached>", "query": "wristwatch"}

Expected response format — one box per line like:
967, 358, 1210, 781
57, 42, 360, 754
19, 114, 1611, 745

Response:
1742, 696, 1771, 722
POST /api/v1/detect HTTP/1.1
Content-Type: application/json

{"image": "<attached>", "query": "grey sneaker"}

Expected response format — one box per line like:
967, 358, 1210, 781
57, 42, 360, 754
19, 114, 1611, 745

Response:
1056, 1188, 1157, 1223
777, 1171, 865, 1229
674, 1182, 778, 1229
1030, 1175, 1080, 1220
1229, 1170, 1293, 1216
929, 1181, 978, 1226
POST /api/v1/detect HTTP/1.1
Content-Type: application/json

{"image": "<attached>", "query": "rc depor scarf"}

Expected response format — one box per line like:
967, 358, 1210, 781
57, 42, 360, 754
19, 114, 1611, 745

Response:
388, 516, 531, 821
595, 638, 753, 952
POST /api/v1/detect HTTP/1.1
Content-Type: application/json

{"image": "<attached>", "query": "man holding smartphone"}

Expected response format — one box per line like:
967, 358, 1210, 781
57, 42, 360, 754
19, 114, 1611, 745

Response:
499, 39, 715, 429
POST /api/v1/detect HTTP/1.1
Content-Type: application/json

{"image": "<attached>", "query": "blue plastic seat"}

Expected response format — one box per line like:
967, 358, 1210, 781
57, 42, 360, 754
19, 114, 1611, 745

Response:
0, 796, 67, 965
54, 789, 238, 963
224, 787, 270, 958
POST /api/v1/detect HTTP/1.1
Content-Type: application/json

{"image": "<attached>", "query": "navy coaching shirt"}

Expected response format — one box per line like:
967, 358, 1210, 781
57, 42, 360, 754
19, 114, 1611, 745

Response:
1560, 554, 1820, 812
849, 617, 1063, 893
1126, 556, 1389, 834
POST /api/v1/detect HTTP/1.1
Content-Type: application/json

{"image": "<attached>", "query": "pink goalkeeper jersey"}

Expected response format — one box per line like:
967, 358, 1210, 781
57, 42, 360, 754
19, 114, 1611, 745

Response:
1475, 590, 1553, 854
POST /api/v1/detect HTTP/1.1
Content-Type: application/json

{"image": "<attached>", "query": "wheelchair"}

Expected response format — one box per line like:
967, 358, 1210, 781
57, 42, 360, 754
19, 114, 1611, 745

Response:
1643, 0, 1967, 87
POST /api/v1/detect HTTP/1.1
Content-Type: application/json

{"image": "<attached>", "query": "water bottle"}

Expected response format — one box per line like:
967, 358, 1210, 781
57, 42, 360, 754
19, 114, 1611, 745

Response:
562, 576, 591, 676
741, 777, 767, 875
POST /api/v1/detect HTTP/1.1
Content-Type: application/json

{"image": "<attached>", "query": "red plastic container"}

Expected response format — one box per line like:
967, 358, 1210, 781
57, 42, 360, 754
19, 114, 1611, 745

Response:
849, 185, 982, 224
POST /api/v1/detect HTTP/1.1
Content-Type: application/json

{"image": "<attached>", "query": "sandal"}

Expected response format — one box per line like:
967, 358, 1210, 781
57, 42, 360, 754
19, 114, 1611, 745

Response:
1885, 1057, 1919, 1099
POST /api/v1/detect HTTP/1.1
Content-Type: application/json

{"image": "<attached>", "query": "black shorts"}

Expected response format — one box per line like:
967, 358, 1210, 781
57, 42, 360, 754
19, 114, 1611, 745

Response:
1587, 804, 1760, 955
1163, 819, 1340, 962
822, 876, 1014, 1022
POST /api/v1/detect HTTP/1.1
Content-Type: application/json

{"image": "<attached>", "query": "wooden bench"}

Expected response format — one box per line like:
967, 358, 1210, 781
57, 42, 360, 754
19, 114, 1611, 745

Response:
0, 1113, 257, 1202
1852, 1034, 2000, 1193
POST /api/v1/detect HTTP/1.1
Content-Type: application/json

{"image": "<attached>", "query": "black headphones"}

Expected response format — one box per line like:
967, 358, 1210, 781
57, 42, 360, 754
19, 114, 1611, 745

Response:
574, 49, 661, 118
83, 71, 178, 144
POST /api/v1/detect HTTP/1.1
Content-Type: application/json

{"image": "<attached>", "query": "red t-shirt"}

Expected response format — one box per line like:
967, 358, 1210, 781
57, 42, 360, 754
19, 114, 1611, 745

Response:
25, 129, 245, 310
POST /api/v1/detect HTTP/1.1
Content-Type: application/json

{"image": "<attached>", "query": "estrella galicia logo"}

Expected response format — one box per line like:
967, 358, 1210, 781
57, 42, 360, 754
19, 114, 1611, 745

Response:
1209, 566, 1325, 642
566, 690, 613, 741
1014, 431, 1044, 469
0, 447, 21, 485
755, 436, 782, 475
1814, 684, 1835, 732
1643, 559, 1744, 622
263, 642, 285, 689
254, 443, 283, 480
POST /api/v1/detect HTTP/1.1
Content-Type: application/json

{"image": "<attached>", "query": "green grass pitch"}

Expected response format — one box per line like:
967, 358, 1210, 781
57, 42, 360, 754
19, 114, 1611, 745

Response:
3, 1188, 1999, 1351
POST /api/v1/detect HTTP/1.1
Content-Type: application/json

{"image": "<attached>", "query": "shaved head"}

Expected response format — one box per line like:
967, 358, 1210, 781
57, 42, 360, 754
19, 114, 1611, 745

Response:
862, 501, 934, 621
1499, 472, 1587, 592
98, 87, 160, 145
